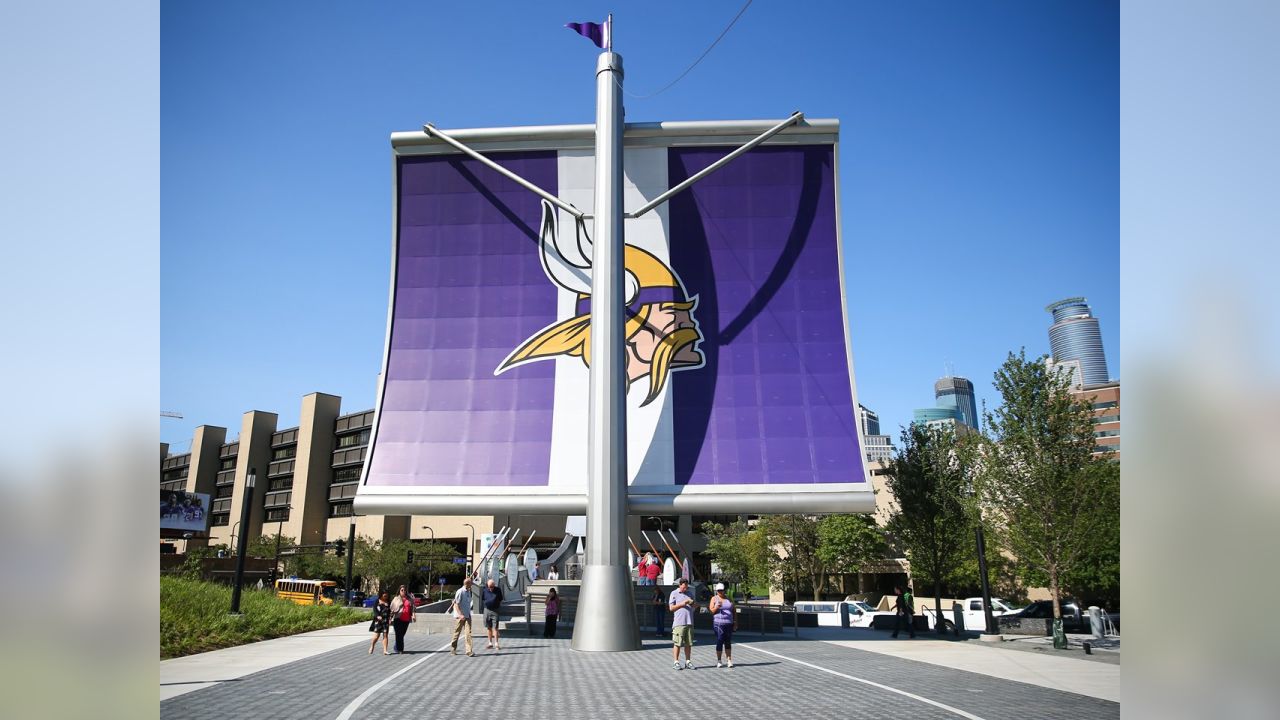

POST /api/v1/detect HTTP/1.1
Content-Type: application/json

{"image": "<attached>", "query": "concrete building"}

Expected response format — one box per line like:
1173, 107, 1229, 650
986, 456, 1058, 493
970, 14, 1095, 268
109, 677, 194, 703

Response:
1076, 381, 1120, 458
162, 392, 720, 578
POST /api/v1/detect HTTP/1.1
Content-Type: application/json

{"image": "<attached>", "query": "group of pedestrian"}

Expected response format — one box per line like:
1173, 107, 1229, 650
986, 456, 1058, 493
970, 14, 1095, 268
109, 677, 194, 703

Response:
637, 553, 662, 585
668, 578, 736, 670
368, 585, 417, 655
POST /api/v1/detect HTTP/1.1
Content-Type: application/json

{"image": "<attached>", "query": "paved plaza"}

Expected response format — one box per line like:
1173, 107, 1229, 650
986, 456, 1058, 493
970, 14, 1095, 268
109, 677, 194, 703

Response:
161, 623, 1118, 719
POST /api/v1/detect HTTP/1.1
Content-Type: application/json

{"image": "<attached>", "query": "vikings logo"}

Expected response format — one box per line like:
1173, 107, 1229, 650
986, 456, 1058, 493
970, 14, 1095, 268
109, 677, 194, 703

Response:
496, 200, 705, 406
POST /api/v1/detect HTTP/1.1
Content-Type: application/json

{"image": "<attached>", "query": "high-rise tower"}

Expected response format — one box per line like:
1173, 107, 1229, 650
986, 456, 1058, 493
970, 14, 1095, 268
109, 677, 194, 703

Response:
1046, 297, 1110, 386
934, 376, 978, 430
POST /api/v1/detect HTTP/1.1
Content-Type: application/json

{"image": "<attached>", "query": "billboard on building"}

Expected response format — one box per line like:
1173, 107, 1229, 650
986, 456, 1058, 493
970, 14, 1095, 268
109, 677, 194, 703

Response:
355, 119, 874, 515
161, 490, 210, 533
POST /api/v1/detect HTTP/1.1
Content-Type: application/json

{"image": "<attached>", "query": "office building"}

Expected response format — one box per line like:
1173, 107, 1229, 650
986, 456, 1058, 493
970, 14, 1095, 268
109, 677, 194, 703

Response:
858, 404, 881, 437
934, 376, 978, 429
912, 406, 961, 429
1046, 297, 1110, 386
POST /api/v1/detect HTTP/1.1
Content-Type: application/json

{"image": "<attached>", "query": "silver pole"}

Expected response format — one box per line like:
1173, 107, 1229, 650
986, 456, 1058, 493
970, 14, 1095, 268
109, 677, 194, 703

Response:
572, 50, 641, 652
422, 123, 584, 219
628, 111, 805, 218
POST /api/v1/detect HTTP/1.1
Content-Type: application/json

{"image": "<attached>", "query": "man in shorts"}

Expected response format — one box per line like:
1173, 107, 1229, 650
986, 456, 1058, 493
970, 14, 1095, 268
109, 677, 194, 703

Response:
669, 578, 696, 670
481, 578, 504, 650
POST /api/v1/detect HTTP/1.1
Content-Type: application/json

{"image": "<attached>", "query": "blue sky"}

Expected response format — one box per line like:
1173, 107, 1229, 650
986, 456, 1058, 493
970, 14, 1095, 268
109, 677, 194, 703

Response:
161, 1, 1118, 449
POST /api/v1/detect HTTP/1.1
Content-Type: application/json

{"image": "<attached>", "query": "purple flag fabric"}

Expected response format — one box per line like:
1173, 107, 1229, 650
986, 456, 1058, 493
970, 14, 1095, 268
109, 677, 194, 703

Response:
566, 21, 607, 49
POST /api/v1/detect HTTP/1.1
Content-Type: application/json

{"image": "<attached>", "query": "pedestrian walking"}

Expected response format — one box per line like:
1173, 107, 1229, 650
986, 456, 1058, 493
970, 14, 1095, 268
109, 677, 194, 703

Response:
543, 588, 560, 638
482, 578, 504, 650
389, 585, 416, 653
368, 591, 391, 655
709, 583, 737, 668
669, 578, 696, 670
450, 576, 475, 656
651, 586, 667, 637
891, 585, 915, 639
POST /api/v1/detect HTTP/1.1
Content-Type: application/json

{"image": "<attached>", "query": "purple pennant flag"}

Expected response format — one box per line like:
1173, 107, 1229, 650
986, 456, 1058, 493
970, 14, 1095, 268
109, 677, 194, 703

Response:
566, 21, 609, 49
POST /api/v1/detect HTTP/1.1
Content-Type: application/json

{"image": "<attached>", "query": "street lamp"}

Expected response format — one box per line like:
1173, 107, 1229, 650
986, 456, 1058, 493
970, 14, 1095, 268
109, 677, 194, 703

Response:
421, 525, 435, 599
463, 523, 476, 579
229, 467, 256, 615
182, 532, 194, 553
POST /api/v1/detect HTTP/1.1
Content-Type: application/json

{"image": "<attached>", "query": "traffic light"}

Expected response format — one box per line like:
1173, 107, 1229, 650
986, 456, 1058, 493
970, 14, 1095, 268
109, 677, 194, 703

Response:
334, 539, 346, 558
406, 550, 415, 564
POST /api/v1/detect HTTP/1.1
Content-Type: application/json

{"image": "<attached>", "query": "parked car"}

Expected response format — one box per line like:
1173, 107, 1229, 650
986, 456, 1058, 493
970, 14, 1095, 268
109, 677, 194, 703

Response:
845, 600, 895, 628
362, 596, 378, 608
411, 593, 431, 607
998, 599, 1119, 634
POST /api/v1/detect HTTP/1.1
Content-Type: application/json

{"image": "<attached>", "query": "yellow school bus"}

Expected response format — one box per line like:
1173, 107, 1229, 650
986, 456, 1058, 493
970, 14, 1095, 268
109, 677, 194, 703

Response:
274, 579, 339, 606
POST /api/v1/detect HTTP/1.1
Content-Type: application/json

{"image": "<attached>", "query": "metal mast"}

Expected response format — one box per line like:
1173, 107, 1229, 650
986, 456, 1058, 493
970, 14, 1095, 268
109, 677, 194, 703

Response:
572, 20, 641, 651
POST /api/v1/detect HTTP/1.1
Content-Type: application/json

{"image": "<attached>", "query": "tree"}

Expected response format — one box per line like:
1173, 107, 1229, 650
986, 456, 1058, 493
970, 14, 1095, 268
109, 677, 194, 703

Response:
702, 519, 772, 592
363, 539, 459, 596
816, 515, 888, 595
978, 349, 1118, 624
884, 423, 972, 632
757, 515, 827, 601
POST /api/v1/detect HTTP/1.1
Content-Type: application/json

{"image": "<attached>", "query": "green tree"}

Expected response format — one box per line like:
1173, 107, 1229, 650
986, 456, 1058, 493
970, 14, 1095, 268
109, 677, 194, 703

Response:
363, 539, 458, 596
978, 349, 1118, 623
702, 519, 772, 592
758, 515, 826, 601
816, 514, 888, 595
884, 423, 972, 632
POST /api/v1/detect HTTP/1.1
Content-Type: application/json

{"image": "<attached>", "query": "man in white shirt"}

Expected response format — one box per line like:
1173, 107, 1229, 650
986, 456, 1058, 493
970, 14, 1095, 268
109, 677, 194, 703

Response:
450, 576, 475, 656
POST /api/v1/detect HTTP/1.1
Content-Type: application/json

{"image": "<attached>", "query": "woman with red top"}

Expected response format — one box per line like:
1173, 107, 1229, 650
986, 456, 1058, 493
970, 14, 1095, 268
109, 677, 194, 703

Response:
388, 585, 416, 654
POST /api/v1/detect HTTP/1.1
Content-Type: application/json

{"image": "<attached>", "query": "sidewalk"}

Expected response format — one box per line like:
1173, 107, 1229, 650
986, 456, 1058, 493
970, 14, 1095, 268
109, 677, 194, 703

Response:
160, 621, 369, 700
805, 627, 1120, 702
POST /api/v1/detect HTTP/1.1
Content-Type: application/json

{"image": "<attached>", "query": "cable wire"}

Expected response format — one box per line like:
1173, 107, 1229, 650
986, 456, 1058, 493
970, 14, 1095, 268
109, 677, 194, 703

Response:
621, 0, 754, 100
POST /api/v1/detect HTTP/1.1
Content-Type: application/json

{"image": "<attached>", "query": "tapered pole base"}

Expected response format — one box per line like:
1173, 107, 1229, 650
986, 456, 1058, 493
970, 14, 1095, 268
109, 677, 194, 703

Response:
571, 564, 641, 652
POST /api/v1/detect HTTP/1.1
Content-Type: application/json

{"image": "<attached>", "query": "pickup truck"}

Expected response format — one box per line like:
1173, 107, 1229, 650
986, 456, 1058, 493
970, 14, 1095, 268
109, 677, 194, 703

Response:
917, 597, 1017, 632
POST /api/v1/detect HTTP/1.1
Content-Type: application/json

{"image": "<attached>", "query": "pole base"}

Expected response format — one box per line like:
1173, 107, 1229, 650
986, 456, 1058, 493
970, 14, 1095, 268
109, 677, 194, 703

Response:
979, 633, 1003, 643
570, 564, 641, 652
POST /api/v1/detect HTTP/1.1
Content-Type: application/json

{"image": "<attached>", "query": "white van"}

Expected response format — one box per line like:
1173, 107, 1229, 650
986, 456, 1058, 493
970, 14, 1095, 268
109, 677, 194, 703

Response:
793, 601, 848, 627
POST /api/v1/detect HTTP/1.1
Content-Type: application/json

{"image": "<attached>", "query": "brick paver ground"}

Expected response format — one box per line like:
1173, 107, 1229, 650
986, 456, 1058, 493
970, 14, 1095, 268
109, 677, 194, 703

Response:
161, 633, 1118, 720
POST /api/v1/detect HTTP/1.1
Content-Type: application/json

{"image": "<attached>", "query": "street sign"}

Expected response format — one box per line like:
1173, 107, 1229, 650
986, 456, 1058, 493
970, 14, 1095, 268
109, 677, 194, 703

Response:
453, 557, 467, 564
419, 566, 430, 572
438, 577, 446, 585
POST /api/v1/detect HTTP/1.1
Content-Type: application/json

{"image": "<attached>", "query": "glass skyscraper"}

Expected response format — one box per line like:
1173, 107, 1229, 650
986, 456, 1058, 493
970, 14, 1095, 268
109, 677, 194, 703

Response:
1046, 297, 1110, 386
934, 376, 978, 430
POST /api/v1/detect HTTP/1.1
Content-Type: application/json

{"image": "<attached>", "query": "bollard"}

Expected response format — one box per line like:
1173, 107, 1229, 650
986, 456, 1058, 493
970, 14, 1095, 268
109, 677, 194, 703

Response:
952, 602, 963, 637
1052, 618, 1067, 649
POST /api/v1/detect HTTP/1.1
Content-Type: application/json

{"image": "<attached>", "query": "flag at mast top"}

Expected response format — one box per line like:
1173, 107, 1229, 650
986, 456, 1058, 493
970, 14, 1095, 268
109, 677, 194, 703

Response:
566, 13, 612, 51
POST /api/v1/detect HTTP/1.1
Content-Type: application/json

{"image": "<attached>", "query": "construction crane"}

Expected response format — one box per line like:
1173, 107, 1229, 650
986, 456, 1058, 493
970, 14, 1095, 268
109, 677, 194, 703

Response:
161, 411, 183, 419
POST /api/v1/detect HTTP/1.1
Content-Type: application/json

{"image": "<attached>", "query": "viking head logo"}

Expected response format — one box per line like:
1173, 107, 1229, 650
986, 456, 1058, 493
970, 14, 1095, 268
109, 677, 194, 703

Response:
496, 200, 704, 406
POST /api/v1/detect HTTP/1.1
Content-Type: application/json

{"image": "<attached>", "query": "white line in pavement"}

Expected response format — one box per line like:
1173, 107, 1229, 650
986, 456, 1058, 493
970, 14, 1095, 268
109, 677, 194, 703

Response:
736, 643, 988, 720
334, 641, 452, 720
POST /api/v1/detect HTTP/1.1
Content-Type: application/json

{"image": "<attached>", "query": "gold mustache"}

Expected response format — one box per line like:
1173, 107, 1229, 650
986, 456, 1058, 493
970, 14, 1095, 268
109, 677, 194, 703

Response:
643, 327, 702, 406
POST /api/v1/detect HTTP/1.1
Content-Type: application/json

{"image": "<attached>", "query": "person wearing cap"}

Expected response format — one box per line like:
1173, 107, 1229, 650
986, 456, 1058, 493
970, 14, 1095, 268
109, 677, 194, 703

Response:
709, 583, 737, 668
669, 578, 696, 670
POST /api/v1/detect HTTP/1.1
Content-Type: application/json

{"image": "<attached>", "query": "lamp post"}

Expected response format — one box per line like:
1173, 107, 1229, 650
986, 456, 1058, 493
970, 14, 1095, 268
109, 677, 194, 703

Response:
271, 504, 291, 585
229, 467, 256, 615
421, 525, 435, 599
344, 516, 357, 606
463, 523, 475, 579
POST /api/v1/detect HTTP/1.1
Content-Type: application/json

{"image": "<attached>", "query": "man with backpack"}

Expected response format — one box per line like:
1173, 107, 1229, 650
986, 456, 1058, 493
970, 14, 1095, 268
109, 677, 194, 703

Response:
892, 584, 916, 639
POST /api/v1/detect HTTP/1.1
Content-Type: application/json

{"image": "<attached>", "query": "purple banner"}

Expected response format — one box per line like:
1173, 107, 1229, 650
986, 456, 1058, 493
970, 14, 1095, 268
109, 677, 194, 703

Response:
669, 145, 864, 486
367, 151, 559, 486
